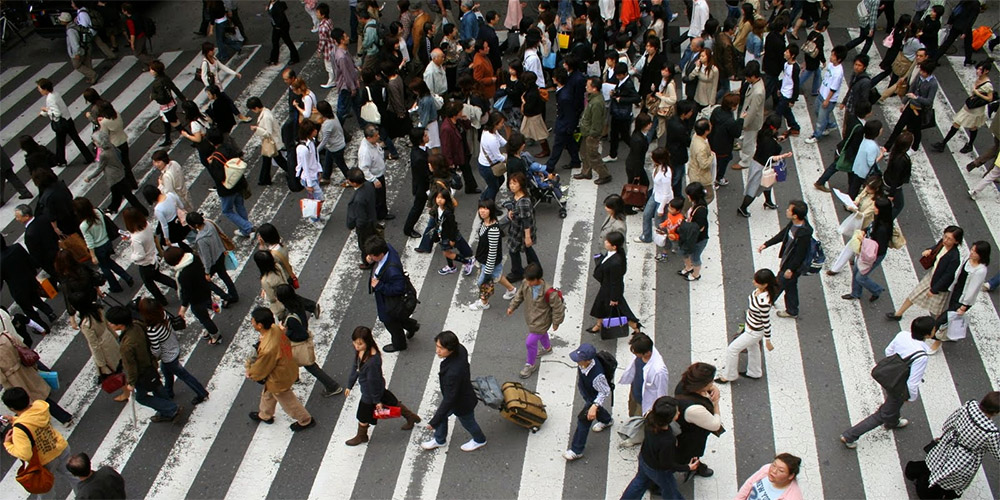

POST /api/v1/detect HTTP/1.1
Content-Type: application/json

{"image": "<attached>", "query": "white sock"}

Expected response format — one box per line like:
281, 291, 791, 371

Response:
27, 319, 45, 333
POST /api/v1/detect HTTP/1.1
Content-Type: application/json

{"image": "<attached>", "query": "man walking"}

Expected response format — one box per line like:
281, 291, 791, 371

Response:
333, 28, 362, 129
13, 205, 59, 283
365, 236, 420, 353
37, 78, 95, 166
757, 200, 813, 319
247, 307, 316, 431
106, 306, 182, 423
564, 343, 613, 461
421, 330, 487, 452
346, 168, 378, 268
839, 54, 873, 137
66, 452, 126, 499
574, 77, 610, 184
60, 12, 98, 84
358, 125, 392, 220
804, 46, 845, 144
841, 316, 933, 448
1, 150, 32, 205
619, 333, 670, 418
884, 61, 938, 151
736, 62, 764, 170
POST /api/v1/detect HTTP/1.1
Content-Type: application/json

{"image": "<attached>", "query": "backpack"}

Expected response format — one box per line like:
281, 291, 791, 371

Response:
141, 16, 157, 37
697, 104, 720, 122
207, 151, 247, 189
543, 287, 562, 304
70, 23, 95, 54
81, 7, 103, 30
871, 350, 926, 398
383, 263, 420, 319
800, 237, 825, 276
595, 350, 618, 403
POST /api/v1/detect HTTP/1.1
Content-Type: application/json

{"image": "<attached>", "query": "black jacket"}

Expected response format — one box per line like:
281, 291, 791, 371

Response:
410, 146, 430, 196
929, 244, 961, 294
638, 52, 667, 97
708, 107, 743, 157
206, 143, 247, 197
593, 252, 627, 306
844, 72, 872, 116
346, 181, 377, 230
36, 180, 78, 236
207, 93, 239, 134
177, 253, 212, 306
764, 220, 814, 274
429, 344, 478, 427
267, 0, 291, 31
625, 130, 650, 186
75, 466, 126, 500
609, 78, 640, 121
433, 207, 461, 243
348, 352, 387, 404
762, 31, 787, 77
948, 0, 980, 31
476, 23, 502, 71
23, 216, 60, 274
0, 243, 39, 303
666, 115, 692, 166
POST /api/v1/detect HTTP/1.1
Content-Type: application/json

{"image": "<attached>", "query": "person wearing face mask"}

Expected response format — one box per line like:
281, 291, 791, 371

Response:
734, 453, 804, 500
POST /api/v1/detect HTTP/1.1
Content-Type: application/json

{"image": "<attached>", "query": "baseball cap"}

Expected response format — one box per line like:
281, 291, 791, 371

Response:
569, 343, 597, 362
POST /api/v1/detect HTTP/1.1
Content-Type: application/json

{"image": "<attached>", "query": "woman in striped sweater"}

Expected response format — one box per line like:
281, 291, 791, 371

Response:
716, 269, 779, 383
469, 200, 517, 310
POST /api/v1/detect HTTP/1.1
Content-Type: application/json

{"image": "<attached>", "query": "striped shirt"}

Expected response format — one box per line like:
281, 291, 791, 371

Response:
145, 320, 180, 363
478, 223, 502, 275
745, 290, 773, 338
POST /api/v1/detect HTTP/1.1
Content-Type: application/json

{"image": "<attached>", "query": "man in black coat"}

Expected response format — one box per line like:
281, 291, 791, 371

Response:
840, 54, 872, 136
545, 68, 582, 172
607, 63, 640, 162
67, 452, 126, 500
404, 128, 430, 239
280, 68, 299, 172
346, 167, 378, 268
0, 236, 56, 333
757, 200, 814, 318
761, 17, 788, 105
422, 330, 487, 451
14, 205, 60, 283
266, 0, 299, 65
205, 85, 246, 135
667, 100, 696, 198
933, 0, 980, 66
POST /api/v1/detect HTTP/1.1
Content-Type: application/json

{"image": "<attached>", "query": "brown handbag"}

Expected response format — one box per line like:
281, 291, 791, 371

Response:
13, 424, 54, 494
58, 233, 91, 263
621, 177, 649, 208
919, 240, 943, 270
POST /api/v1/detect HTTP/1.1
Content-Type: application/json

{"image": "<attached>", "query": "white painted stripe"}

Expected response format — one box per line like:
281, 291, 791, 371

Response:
517, 175, 599, 500
741, 122, 824, 500
0, 62, 64, 121
689, 203, 738, 499
0, 65, 29, 88
604, 212, 658, 499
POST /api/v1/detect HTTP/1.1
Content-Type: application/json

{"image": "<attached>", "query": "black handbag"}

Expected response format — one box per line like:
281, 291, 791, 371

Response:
965, 82, 991, 109
600, 306, 630, 340
166, 311, 186, 331
919, 107, 936, 130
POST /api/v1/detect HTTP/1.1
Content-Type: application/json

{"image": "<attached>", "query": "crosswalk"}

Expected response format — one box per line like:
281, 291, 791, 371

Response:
0, 29, 998, 500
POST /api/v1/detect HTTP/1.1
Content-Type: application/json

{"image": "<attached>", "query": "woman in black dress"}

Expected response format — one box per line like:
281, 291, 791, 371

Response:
587, 231, 640, 335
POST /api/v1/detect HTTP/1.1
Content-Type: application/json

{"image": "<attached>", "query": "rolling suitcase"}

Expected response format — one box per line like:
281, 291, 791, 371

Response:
500, 382, 547, 432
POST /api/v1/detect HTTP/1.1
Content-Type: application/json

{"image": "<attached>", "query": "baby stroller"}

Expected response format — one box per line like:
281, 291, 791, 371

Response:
521, 152, 568, 218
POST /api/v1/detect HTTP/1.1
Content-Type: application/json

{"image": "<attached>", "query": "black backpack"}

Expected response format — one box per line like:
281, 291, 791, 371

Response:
140, 15, 157, 37
595, 350, 618, 405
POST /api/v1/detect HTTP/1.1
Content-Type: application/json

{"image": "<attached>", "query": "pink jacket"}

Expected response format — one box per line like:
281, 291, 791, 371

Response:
734, 464, 804, 500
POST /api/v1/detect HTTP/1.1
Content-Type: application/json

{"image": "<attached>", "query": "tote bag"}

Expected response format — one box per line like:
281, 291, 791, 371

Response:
360, 87, 382, 124
760, 158, 777, 188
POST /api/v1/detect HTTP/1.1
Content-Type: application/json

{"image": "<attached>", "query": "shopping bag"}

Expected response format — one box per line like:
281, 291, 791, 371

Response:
39, 371, 59, 390
300, 198, 322, 219
224, 250, 239, 271
946, 311, 968, 340
773, 159, 787, 182
557, 32, 570, 49
760, 159, 777, 188
492, 95, 507, 111
617, 415, 646, 446
839, 212, 864, 238
373, 406, 403, 419
652, 230, 668, 247
542, 52, 557, 69
38, 278, 58, 299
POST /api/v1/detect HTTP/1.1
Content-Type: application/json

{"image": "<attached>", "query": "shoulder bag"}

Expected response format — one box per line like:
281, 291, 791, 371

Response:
919, 240, 943, 270
965, 82, 992, 109
1, 333, 40, 367
360, 87, 382, 124
620, 177, 649, 208
13, 424, 54, 494
486, 139, 507, 176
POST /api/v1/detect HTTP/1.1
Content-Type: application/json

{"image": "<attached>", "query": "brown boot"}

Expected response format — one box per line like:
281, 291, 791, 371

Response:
399, 404, 422, 430
345, 423, 369, 446
536, 140, 551, 158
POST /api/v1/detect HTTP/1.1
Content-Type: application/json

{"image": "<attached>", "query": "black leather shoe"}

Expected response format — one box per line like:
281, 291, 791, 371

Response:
404, 230, 421, 238
383, 344, 406, 353
382, 213, 396, 221
249, 412, 274, 424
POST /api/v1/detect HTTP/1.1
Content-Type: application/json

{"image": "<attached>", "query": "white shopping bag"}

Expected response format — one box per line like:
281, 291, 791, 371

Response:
839, 212, 864, 238
300, 198, 322, 219
945, 311, 968, 341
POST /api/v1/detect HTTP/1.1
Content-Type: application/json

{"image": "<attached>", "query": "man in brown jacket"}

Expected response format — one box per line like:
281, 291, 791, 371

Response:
507, 264, 566, 378
246, 307, 314, 431
106, 306, 180, 423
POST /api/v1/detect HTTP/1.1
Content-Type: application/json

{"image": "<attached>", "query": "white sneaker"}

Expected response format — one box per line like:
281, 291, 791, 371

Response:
601, 156, 617, 163
502, 288, 517, 300
633, 236, 650, 244
460, 439, 487, 452
804, 136, 818, 144
421, 439, 446, 450
563, 449, 584, 461
822, 128, 834, 136
891, 418, 910, 429
462, 260, 475, 276
438, 266, 458, 276
468, 300, 491, 311
591, 419, 614, 432
320, 82, 335, 89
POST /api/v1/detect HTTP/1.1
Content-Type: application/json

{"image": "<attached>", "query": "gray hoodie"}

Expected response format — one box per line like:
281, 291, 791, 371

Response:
193, 223, 226, 273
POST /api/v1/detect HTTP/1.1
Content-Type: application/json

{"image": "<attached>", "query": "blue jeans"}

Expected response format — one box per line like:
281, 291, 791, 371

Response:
571, 404, 612, 453
432, 410, 486, 445
639, 197, 661, 243
219, 193, 253, 235
987, 273, 999, 291
800, 68, 822, 96
812, 96, 838, 139
684, 239, 708, 267
726, 5, 741, 21
621, 455, 685, 500
775, 95, 800, 131
135, 379, 179, 418
337, 89, 363, 129
95, 240, 132, 292
214, 19, 243, 61
416, 218, 436, 252
478, 162, 501, 201
161, 357, 209, 400
851, 254, 886, 298
378, 125, 399, 156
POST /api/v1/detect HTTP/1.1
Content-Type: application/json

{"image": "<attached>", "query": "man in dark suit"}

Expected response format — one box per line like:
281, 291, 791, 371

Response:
346, 167, 378, 269
404, 127, 430, 239
67, 452, 126, 500
365, 236, 419, 353
0, 236, 56, 333
667, 100, 696, 198
14, 204, 60, 284
266, 0, 299, 65
758, 200, 814, 319
205, 85, 245, 135
476, 11, 503, 74
545, 68, 582, 172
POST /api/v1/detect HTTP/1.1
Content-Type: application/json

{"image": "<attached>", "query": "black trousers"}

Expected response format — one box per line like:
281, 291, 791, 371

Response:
52, 118, 94, 165
545, 131, 581, 171
0, 164, 31, 202
608, 118, 631, 159
138, 263, 177, 305
458, 161, 480, 191
404, 188, 428, 234
259, 153, 290, 185
776, 271, 801, 316
209, 253, 239, 301
375, 175, 388, 219
934, 26, 973, 63
886, 106, 924, 150
356, 223, 377, 263
12, 291, 54, 334
108, 179, 147, 215
269, 26, 299, 64
383, 316, 418, 350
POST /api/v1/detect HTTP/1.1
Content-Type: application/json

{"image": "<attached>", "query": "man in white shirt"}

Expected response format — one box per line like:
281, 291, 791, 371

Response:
805, 45, 845, 144
840, 316, 934, 449
423, 49, 449, 96
58, 12, 98, 85
37, 78, 95, 166
357, 124, 391, 220
72, 1, 116, 58
618, 333, 669, 418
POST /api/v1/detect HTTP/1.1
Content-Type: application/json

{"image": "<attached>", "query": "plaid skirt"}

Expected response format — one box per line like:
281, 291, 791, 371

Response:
907, 272, 950, 317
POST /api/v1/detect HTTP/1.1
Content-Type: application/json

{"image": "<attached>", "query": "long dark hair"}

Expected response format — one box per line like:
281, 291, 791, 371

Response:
889, 131, 913, 160
478, 199, 501, 222
68, 290, 102, 324
971, 240, 992, 266
604, 194, 627, 221
352, 325, 379, 363
275, 284, 307, 320
605, 230, 626, 255
679, 362, 717, 394
685, 182, 708, 208
873, 196, 895, 228
138, 297, 168, 327
753, 269, 780, 304
72, 197, 99, 227
645, 396, 680, 432
254, 250, 281, 277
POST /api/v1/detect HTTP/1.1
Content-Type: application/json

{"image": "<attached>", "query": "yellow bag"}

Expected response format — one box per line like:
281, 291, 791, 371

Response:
557, 33, 570, 50
890, 224, 906, 250
849, 230, 864, 254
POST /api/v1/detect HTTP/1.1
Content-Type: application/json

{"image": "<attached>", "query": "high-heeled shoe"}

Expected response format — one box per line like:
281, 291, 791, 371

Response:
585, 326, 601, 334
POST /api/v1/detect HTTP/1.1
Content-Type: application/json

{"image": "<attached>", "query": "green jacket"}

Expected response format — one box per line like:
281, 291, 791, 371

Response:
579, 92, 606, 138
119, 321, 157, 387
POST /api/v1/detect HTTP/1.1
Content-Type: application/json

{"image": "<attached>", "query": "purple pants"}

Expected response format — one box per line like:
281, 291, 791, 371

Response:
525, 332, 551, 365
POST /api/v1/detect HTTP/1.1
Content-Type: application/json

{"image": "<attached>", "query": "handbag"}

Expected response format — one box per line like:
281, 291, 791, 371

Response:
102, 211, 120, 243
919, 107, 935, 130
620, 178, 649, 207
38, 278, 58, 299
360, 87, 382, 124
919, 240, 942, 270
760, 159, 777, 188
101, 372, 127, 393
890, 223, 906, 249
13, 424, 54, 494
882, 29, 895, 48
166, 311, 186, 331
289, 332, 316, 366
492, 95, 507, 111
209, 219, 236, 252
373, 406, 403, 419
857, 235, 879, 274
965, 83, 991, 109
839, 212, 864, 238
891, 52, 912, 77
600, 307, 630, 339
260, 136, 277, 157
2, 333, 40, 367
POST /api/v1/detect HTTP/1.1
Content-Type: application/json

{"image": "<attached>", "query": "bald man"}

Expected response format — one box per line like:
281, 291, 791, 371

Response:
424, 48, 449, 96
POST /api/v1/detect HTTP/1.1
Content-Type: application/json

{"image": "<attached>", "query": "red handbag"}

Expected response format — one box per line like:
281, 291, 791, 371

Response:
2, 333, 39, 367
101, 373, 127, 394
919, 241, 943, 270
620, 178, 649, 208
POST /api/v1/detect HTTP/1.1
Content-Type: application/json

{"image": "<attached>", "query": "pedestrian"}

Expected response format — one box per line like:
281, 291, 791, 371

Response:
504, 172, 541, 283
927, 241, 989, 353
471, 40, 496, 99
65, 290, 122, 382
31, 168, 78, 237
315, 3, 336, 88
358, 8, 380, 70
716, 269, 778, 384
72, 0, 116, 59
206, 84, 250, 135
599, 194, 628, 247
66, 452, 126, 500
332, 29, 361, 128
316, 101, 348, 185
421, 330, 487, 452
574, 77, 610, 183
246, 97, 289, 187
364, 236, 421, 353
346, 168, 379, 268
932, 0, 980, 66
470, 199, 517, 310
887, 226, 963, 321
827, 176, 884, 275
624, 113, 653, 195
295, 121, 324, 223
205, 129, 256, 238
429, 190, 474, 276
1, 387, 76, 493
20, 135, 58, 176
162, 247, 223, 345
679, 183, 710, 282
905, 391, 1000, 499
735, 62, 766, 172
105, 305, 182, 423
798, 20, 828, 97
844, 0, 880, 56
652, 65, 678, 146
120, 207, 176, 307
0, 310, 75, 424
965, 100, 1000, 174
402, 127, 431, 240
147, 61, 186, 148
672, 362, 723, 478
178, 101, 211, 164
506, 263, 564, 378
207, 1, 242, 61
882, 131, 913, 219
381, 64, 409, 156
773, 44, 801, 137
409, 79, 440, 152
847, 120, 886, 199
343, 325, 422, 446
757, 200, 813, 319
358, 125, 392, 220
635, 148, 672, 245
619, 396, 698, 499
883, 61, 938, 151
137, 298, 210, 406
73, 198, 134, 293
13, 205, 60, 285
255, 250, 291, 318
587, 231, 640, 334
85, 119, 144, 217
687, 119, 715, 204
841, 316, 934, 448
274, 284, 343, 397
59, 11, 98, 84
36, 78, 95, 166
121, 2, 153, 70
0, 237, 57, 333
932, 61, 993, 155
843, 196, 895, 304
518, 73, 549, 157
476, 113, 507, 201
605, 63, 640, 163
804, 45, 845, 144
738, 115, 793, 217
839, 54, 873, 140
54, 249, 103, 313
708, 93, 742, 188
185, 212, 239, 308
247, 307, 316, 431
141, 185, 189, 250
564, 343, 613, 461
734, 453, 804, 500
199, 42, 241, 89
619, 333, 670, 417
257, 224, 303, 292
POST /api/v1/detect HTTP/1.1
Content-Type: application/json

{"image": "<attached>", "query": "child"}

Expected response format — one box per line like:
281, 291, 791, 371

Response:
506, 263, 565, 378
295, 121, 324, 223
564, 342, 613, 461
508, 133, 566, 199
655, 197, 685, 262
432, 190, 474, 276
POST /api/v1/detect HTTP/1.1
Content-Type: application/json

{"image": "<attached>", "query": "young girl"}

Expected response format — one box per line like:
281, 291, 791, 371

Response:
469, 200, 517, 311
432, 189, 474, 276
655, 197, 685, 262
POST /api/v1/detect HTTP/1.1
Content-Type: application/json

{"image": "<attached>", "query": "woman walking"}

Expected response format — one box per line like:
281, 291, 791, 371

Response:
843, 197, 895, 303
883, 132, 913, 220
519, 72, 549, 157
709, 93, 743, 187
716, 269, 778, 384
138, 298, 210, 405
122, 206, 177, 306
478, 113, 508, 201
931, 61, 994, 154
186, 212, 239, 308
149, 60, 186, 148
180, 100, 214, 167
469, 200, 517, 310
673, 362, 724, 479
692, 49, 720, 109
587, 231, 640, 335
275, 284, 343, 397
619, 396, 699, 500
74, 197, 134, 293
636, 148, 672, 244
66, 291, 122, 383
737, 116, 793, 218
142, 184, 191, 250
163, 247, 223, 345
827, 176, 884, 275
343, 325, 422, 446
256, 250, 290, 319
652, 65, 678, 145
200, 42, 242, 88
431, 189, 474, 277
505, 172, 539, 283
600, 194, 629, 245
316, 101, 348, 185
887, 226, 963, 321
96, 101, 136, 183
679, 183, 710, 281
296, 120, 324, 223
928, 241, 990, 353
624, 114, 653, 204
86, 118, 145, 217
247, 96, 289, 187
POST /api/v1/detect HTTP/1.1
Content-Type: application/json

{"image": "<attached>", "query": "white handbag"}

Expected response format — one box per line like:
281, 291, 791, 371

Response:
760, 158, 777, 188
360, 87, 382, 124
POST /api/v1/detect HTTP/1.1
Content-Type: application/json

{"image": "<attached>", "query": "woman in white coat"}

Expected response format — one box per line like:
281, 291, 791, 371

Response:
247, 96, 289, 186
928, 241, 990, 353
200, 42, 241, 88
